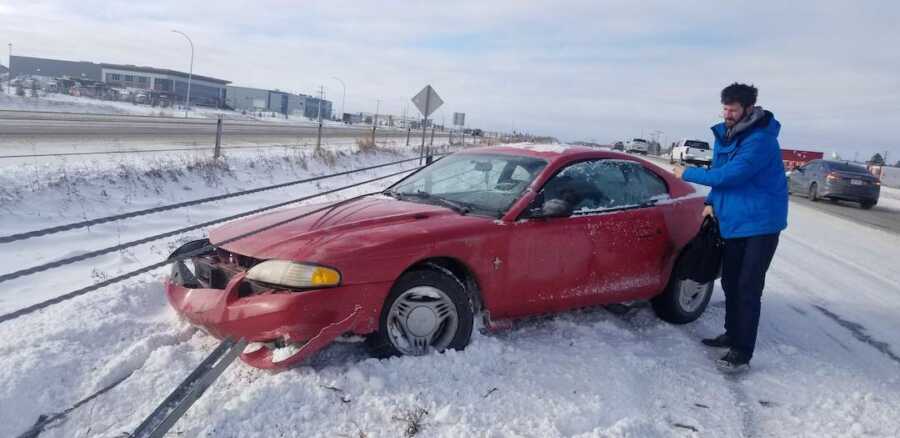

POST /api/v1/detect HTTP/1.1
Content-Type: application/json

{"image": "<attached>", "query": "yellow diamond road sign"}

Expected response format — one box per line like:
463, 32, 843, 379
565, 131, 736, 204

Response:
412, 85, 443, 118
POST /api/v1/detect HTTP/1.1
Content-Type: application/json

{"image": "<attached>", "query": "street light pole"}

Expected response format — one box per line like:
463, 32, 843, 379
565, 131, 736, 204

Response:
331, 76, 345, 123
171, 30, 194, 118
7, 43, 11, 95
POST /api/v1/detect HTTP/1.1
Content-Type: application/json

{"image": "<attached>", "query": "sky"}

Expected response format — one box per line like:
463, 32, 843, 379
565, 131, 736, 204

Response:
2, 0, 899, 161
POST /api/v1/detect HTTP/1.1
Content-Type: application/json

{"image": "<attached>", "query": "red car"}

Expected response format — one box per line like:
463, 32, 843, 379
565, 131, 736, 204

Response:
166, 145, 711, 369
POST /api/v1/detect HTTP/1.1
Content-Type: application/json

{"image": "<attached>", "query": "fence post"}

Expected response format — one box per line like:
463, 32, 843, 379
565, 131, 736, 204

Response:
406, 126, 411, 147
213, 116, 223, 159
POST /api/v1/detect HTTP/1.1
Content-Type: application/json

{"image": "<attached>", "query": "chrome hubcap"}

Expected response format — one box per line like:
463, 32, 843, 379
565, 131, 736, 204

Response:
678, 279, 710, 313
387, 286, 458, 355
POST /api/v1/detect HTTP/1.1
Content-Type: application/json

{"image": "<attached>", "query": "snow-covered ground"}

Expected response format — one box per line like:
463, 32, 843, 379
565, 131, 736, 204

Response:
1, 145, 899, 437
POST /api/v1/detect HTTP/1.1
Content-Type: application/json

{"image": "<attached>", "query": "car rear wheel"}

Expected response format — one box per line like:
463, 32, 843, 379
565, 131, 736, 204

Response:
651, 276, 714, 324
809, 183, 819, 202
367, 269, 474, 358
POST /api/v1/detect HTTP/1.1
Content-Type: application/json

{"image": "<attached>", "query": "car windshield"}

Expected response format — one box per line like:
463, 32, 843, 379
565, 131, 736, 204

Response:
684, 140, 710, 149
386, 153, 547, 216
827, 162, 868, 173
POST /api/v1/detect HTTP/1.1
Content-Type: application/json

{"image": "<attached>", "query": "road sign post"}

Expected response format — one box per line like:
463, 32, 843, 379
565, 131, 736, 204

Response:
412, 85, 443, 164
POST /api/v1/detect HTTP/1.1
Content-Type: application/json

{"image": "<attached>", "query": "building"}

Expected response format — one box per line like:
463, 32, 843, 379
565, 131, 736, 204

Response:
300, 94, 333, 119
9, 55, 229, 107
782, 149, 824, 170
225, 85, 304, 115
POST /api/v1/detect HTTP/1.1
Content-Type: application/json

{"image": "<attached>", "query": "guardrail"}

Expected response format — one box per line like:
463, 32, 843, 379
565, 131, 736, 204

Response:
9, 151, 444, 438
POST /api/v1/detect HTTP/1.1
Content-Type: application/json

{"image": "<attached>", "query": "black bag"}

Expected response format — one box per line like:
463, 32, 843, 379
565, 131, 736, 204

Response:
675, 216, 724, 283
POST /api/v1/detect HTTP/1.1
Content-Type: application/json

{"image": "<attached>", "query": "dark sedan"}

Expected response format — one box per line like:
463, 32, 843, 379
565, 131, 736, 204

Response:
788, 159, 881, 209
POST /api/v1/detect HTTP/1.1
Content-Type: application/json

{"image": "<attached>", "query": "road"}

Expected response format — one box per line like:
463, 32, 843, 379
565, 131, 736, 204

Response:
787, 192, 900, 235
0, 110, 452, 159
641, 152, 900, 236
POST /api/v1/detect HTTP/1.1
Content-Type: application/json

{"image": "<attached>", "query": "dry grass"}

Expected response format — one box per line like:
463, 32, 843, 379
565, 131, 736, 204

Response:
355, 136, 378, 154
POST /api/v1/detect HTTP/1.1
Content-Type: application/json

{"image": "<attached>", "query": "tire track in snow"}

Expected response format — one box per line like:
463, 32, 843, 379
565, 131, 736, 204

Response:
771, 235, 900, 369
780, 233, 900, 292
680, 303, 761, 438
811, 305, 900, 365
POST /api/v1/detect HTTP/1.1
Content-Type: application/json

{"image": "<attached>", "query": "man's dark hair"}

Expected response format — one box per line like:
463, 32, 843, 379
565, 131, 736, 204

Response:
721, 83, 758, 108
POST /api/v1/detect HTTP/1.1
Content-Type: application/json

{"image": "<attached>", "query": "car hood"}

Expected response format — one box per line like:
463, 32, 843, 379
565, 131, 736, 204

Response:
209, 195, 458, 260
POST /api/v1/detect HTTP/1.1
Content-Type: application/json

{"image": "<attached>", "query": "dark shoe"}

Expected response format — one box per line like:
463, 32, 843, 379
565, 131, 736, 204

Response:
701, 333, 731, 348
716, 349, 750, 374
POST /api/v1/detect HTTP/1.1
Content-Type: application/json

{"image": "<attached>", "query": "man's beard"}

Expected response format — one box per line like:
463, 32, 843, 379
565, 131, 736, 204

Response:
724, 119, 738, 128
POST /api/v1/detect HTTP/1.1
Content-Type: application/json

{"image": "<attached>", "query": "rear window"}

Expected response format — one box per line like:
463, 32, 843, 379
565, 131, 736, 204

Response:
827, 162, 868, 173
632, 138, 647, 143
684, 140, 710, 150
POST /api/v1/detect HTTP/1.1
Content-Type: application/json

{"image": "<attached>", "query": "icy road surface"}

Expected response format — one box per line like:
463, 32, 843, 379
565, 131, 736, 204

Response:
0, 146, 898, 437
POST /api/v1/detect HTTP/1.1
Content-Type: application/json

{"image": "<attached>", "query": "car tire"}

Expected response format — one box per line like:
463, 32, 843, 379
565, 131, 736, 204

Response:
651, 276, 714, 324
809, 183, 819, 202
367, 268, 474, 358
860, 201, 876, 210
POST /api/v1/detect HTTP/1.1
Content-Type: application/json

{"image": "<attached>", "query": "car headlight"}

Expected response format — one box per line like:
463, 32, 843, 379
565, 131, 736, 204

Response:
246, 260, 341, 289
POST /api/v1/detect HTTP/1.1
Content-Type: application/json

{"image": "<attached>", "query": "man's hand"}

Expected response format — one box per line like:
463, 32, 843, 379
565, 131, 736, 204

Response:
703, 205, 714, 218
673, 165, 685, 179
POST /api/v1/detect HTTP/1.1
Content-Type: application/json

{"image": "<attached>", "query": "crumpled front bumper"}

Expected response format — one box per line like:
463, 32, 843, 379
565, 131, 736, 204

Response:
164, 247, 386, 370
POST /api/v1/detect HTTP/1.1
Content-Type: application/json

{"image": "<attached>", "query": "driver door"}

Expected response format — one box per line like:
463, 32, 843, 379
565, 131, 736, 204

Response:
500, 159, 670, 318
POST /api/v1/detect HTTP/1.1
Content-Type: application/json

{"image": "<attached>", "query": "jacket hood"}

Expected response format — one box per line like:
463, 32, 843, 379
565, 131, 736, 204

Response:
712, 108, 780, 143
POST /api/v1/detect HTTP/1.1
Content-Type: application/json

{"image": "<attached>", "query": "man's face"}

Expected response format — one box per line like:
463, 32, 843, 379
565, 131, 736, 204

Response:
723, 103, 746, 128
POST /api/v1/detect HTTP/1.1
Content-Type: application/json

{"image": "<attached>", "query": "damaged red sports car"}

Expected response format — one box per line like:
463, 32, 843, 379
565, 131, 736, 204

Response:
165, 144, 711, 369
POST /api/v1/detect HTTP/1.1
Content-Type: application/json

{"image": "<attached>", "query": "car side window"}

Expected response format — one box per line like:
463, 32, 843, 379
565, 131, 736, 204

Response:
636, 167, 669, 200
539, 159, 661, 215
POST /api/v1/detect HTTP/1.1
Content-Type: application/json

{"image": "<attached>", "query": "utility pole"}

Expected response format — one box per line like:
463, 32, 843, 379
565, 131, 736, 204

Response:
172, 30, 194, 118
371, 99, 380, 145
316, 85, 324, 150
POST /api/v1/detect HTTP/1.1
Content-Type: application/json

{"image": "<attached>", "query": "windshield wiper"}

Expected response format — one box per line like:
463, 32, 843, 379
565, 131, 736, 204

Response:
398, 190, 471, 215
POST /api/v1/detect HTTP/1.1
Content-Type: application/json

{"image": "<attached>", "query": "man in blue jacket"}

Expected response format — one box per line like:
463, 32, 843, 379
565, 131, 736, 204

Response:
673, 83, 788, 373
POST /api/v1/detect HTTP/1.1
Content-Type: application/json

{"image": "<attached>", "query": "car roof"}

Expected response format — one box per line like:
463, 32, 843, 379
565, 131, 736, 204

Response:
460, 144, 621, 161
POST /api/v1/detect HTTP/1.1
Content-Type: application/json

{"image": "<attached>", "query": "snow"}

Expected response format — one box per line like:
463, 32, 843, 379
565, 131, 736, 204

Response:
1, 146, 899, 437
512, 142, 571, 153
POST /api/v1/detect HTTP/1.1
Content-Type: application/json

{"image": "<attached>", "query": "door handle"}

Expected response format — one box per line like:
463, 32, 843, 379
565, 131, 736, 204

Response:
637, 228, 661, 238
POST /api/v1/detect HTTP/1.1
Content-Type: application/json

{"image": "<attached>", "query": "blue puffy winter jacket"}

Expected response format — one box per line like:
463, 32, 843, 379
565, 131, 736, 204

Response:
682, 110, 788, 239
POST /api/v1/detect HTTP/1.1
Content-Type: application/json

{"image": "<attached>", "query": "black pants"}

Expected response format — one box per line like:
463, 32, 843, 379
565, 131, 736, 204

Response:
721, 232, 780, 359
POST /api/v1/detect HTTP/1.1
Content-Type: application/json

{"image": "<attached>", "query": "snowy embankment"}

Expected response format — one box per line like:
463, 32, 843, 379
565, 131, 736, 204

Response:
1, 146, 899, 437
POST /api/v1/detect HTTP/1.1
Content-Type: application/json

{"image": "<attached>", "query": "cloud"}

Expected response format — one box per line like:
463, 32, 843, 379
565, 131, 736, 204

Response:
2, 0, 899, 158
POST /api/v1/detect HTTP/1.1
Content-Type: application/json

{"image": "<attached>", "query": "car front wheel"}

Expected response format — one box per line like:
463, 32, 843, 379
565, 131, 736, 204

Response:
367, 268, 474, 358
651, 276, 714, 324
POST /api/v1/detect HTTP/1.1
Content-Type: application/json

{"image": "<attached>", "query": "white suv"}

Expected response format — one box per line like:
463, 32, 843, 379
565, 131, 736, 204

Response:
626, 138, 650, 155
670, 139, 712, 166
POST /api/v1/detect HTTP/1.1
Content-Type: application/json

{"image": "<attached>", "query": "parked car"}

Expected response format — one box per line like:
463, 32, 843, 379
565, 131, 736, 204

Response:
788, 159, 881, 209
165, 145, 711, 369
626, 138, 650, 154
613, 141, 625, 151
669, 139, 712, 166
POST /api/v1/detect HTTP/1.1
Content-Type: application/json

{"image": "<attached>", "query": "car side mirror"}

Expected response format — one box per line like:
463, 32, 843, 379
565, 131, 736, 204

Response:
526, 198, 572, 219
